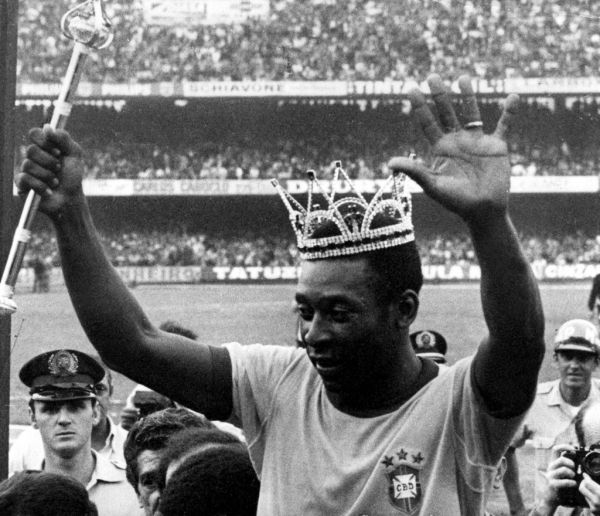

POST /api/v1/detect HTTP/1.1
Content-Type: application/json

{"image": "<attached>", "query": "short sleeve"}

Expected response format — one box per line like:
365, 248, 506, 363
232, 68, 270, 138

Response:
224, 342, 304, 444
453, 358, 526, 472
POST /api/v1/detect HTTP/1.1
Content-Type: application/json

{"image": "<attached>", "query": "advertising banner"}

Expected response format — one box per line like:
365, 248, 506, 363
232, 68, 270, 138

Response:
17, 264, 600, 288
142, 0, 269, 26
13, 177, 600, 197
18, 78, 600, 99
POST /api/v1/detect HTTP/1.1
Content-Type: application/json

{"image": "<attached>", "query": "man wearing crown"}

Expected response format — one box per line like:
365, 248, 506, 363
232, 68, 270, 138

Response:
17, 74, 545, 515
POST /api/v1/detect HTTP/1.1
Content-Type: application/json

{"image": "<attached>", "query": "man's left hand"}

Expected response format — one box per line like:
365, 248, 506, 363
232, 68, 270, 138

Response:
580, 473, 600, 514
388, 74, 519, 225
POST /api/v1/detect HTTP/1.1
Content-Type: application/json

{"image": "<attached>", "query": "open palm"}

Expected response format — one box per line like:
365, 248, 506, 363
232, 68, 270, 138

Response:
389, 75, 518, 223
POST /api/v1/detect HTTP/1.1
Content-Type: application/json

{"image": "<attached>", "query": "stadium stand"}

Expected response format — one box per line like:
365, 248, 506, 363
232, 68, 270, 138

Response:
16, 0, 600, 82
21, 228, 600, 269
13, 98, 600, 178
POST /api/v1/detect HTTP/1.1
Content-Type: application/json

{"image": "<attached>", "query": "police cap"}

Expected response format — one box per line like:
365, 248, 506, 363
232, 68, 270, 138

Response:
410, 330, 447, 364
554, 319, 600, 355
19, 349, 105, 401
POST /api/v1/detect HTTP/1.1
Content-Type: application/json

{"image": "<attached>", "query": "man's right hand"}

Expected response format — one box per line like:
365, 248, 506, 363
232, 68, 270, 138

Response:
16, 125, 85, 218
535, 444, 577, 514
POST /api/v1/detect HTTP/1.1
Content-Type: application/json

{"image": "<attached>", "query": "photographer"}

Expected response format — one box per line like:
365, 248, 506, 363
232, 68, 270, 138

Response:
504, 319, 600, 515
532, 398, 600, 515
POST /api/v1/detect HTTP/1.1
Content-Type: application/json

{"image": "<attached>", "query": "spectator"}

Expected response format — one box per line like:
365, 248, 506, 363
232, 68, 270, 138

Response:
15, 0, 600, 82
12, 99, 600, 181
10, 355, 128, 474
18, 349, 141, 516
123, 407, 215, 516
532, 399, 600, 515
503, 319, 600, 515
155, 427, 245, 489
158, 446, 260, 516
19, 227, 600, 272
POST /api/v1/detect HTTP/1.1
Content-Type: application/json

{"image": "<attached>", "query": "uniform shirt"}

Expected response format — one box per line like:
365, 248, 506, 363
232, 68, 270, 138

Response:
511, 379, 600, 510
87, 451, 143, 516
8, 416, 128, 476
29, 450, 142, 516
225, 343, 523, 516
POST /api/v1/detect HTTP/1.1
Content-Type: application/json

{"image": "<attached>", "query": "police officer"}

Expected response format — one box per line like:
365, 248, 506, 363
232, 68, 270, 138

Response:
503, 319, 600, 515
11, 355, 128, 474
19, 349, 142, 516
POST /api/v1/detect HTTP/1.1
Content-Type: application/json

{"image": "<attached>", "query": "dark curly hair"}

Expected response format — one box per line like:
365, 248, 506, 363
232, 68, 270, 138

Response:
123, 407, 215, 492
157, 427, 243, 489
0, 471, 98, 516
159, 446, 259, 516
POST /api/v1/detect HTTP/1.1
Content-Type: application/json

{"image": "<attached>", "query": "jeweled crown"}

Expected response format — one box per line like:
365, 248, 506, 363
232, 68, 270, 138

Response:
272, 161, 414, 260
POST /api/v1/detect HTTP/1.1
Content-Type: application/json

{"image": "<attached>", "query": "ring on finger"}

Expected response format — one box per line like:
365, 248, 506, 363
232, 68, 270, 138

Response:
464, 121, 483, 129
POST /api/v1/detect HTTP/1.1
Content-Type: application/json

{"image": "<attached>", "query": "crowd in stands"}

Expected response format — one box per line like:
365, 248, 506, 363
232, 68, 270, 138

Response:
14, 99, 600, 178
17, 0, 600, 82
23, 229, 600, 269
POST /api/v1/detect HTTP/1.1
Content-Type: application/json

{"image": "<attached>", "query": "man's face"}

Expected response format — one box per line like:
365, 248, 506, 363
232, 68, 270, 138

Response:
94, 374, 112, 425
556, 350, 598, 389
136, 449, 162, 516
295, 258, 396, 395
31, 399, 98, 459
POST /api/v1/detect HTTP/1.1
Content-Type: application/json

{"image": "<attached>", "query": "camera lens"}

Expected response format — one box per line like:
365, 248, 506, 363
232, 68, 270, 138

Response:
582, 451, 600, 476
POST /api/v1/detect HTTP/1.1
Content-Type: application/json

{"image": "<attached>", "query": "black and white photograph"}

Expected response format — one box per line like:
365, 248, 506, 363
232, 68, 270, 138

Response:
1, 1, 600, 514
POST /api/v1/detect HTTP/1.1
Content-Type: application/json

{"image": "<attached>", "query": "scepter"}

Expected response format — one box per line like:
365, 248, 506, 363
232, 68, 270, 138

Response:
0, 0, 113, 315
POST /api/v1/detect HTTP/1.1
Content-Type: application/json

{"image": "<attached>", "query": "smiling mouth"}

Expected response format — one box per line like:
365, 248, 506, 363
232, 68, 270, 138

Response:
313, 359, 341, 376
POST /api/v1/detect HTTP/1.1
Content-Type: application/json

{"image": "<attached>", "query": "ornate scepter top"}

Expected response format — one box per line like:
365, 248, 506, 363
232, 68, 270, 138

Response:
61, 0, 113, 49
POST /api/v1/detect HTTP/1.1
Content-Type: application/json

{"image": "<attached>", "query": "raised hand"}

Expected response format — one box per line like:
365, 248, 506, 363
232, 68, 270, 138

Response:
388, 74, 519, 224
15, 125, 85, 217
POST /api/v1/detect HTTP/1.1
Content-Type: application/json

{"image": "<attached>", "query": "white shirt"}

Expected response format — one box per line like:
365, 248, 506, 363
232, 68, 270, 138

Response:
27, 449, 142, 516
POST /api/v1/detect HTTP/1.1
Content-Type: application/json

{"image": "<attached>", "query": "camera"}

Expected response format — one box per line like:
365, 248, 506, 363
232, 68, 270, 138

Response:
557, 445, 600, 507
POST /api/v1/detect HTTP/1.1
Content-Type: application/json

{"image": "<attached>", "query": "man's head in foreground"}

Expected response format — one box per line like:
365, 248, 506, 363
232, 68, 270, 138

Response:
0, 470, 98, 516
158, 445, 259, 516
156, 427, 244, 488
123, 407, 215, 516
